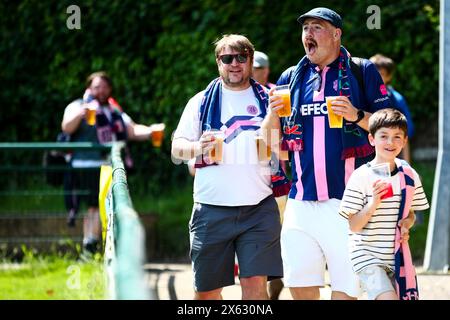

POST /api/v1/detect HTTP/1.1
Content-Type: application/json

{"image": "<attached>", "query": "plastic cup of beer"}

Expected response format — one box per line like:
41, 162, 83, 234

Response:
85, 106, 97, 126
279, 146, 289, 161
207, 130, 224, 163
326, 96, 343, 128
255, 135, 271, 161
273, 85, 291, 117
151, 123, 165, 148
371, 162, 394, 200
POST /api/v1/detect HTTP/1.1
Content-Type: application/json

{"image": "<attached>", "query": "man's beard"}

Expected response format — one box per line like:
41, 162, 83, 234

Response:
95, 96, 109, 105
221, 72, 250, 88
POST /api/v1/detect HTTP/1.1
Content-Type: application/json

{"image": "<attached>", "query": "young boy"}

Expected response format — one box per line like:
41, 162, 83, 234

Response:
339, 108, 429, 300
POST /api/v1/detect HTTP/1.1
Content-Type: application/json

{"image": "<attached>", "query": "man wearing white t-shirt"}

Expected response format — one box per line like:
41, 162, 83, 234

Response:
172, 35, 283, 300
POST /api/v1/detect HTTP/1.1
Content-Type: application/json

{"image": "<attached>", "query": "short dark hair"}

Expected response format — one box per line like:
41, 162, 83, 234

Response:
214, 34, 254, 61
369, 108, 408, 137
369, 54, 395, 75
86, 71, 113, 89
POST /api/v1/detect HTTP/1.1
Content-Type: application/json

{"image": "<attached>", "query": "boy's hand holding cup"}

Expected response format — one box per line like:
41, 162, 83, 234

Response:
371, 179, 390, 206
370, 163, 394, 201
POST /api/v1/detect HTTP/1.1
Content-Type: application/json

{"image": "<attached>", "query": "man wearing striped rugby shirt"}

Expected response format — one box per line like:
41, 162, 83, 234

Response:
263, 7, 391, 300
339, 108, 429, 300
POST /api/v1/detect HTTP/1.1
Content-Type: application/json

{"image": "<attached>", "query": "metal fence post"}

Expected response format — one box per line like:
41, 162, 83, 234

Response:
424, 0, 450, 272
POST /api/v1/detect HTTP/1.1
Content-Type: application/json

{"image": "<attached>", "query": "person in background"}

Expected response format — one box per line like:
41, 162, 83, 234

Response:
61, 71, 164, 254
252, 51, 275, 89
369, 54, 415, 163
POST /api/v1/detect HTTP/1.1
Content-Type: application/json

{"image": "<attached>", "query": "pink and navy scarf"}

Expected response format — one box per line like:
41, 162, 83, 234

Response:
394, 158, 419, 300
194, 77, 291, 197
282, 46, 374, 160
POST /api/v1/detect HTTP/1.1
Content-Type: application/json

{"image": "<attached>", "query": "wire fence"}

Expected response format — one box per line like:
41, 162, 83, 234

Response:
0, 142, 151, 299
104, 142, 151, 299
0, 142, 111, 252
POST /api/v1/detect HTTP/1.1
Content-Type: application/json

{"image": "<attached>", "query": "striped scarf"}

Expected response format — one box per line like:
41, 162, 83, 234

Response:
282, 46, 374, 160
195, 78, 291, 197
394, 158, 419, 300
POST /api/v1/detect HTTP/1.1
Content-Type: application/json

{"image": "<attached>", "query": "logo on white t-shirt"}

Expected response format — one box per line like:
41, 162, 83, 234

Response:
247, 105, 258, 115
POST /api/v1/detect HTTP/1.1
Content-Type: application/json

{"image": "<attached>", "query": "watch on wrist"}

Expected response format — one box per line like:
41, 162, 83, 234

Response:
349, 109, 364, 124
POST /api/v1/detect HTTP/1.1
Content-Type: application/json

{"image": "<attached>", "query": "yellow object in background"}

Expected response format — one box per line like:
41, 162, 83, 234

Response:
99, 165, 113, 246
275, 195, 287, 225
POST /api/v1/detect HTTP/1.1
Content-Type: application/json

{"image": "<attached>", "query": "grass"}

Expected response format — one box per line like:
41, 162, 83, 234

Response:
0, 250, 107, 300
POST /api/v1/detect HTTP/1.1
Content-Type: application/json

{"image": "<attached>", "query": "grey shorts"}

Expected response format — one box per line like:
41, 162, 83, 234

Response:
189, 195, 283, 292
358, 265, 396, 300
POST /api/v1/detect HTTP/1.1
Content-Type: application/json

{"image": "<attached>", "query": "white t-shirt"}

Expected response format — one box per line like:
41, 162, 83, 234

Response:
339, 163, 429, 273
173, 85, 272, 206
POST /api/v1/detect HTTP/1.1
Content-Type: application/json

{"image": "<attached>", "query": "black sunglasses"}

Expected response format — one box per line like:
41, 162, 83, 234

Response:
219, 54, 248, 64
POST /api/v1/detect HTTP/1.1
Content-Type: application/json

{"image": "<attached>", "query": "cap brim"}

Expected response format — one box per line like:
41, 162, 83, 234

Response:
297, 14, 311, 25
297, 14, 341, 29
297, 14, 326, 25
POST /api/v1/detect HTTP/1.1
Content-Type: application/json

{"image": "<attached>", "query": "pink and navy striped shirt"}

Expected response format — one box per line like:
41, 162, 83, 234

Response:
278, 58, 391, 201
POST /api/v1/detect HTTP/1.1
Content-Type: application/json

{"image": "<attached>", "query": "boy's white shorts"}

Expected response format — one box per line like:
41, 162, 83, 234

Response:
281, 198, 360, 298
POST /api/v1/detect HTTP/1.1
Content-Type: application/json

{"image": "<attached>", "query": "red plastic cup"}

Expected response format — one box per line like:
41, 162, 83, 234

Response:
381, 182, 394, 200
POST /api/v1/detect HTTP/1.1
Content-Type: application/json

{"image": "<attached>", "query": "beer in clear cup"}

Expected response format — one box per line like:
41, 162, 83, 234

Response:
151, 123, 165, 147
273, 85, 291, 117
255, 135, 271, 161
207, 130, 224, 163
326, 96, 343, 128
86, 106, 97, 126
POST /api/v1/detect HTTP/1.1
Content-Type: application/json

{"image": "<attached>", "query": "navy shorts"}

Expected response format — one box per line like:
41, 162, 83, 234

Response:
73, 167, 100, 208
189, 195, 283, 292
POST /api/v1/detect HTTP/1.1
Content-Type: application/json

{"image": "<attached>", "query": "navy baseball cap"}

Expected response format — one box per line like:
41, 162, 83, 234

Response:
297, 7, 343, 29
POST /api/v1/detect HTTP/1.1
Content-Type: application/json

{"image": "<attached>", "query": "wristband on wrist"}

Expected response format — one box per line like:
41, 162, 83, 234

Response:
348, 109, 364, 124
